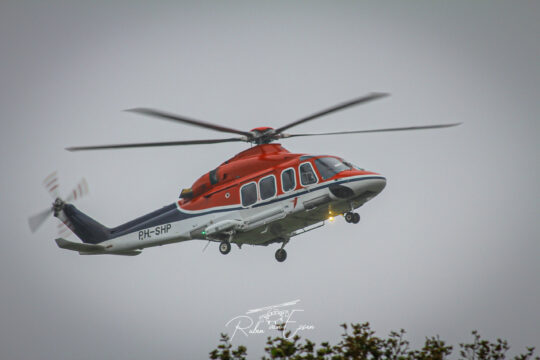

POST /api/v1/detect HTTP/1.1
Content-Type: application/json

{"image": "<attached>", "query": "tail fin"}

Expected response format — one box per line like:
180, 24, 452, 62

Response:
60, 204, 111, 244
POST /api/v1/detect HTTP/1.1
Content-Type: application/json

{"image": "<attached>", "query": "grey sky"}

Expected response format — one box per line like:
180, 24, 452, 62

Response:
1, 1, 539, 359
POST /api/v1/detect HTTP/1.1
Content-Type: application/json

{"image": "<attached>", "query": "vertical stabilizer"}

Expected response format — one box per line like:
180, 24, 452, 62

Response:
58, 204, 110, 244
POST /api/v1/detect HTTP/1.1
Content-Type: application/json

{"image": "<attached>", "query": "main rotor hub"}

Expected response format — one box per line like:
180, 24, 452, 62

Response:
250, 126, 274, 133
250, 127, 277, 144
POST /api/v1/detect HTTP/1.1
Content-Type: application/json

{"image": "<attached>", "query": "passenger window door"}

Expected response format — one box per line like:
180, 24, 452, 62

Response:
299, 162, 318, 186
259, 175, 277, 201
240, 182, 257, 207
281, 168, 296, 192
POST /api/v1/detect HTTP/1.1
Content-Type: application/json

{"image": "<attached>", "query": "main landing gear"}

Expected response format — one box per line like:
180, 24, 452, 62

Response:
218, 237, 289, 262
275, 237, 289, 263
275, 248, 287, 262
219, 241, 231, 255
344, 212, 360, 224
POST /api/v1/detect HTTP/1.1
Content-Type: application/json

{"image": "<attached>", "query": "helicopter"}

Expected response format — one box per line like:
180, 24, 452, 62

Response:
28, 93, 460, 262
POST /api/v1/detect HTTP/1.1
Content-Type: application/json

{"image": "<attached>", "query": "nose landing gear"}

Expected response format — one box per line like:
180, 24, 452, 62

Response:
344, 212, 360, 224
219, 241, 231, 255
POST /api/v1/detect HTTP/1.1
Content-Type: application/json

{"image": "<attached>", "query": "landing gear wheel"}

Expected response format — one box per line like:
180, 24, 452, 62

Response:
275, 248, 287, 262
344, 212, 354, 223
219, 241, 231, 255
352, 213, 360, 224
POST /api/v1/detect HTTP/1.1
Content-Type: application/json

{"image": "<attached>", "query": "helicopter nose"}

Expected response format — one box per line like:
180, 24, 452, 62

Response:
329, 175, 386, 201
349, 176, 386, 201
362, 176, 386, 195
371, 176, 386, 194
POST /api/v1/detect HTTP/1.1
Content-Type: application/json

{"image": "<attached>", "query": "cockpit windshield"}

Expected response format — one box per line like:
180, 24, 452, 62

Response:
342, 161, 364, 171
314, 157, 350, 180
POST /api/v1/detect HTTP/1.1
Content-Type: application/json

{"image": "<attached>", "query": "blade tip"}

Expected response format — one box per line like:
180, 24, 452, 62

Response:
124, 107, 152, 114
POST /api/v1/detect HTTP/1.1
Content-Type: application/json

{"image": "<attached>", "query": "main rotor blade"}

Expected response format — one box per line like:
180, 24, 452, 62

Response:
274, 92, 389, 134
66, 137, 246, 151
28, 208, 52, 233
126, 108, 252, 138
281, 123, 462, 138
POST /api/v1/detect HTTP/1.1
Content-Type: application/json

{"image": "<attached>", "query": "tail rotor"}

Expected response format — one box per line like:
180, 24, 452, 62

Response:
28, 207, 53, 233
28, 172, 89, 235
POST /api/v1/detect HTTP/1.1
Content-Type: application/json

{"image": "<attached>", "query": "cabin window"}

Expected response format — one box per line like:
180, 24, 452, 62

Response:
240, 182, 257, 207
314, 157, 349, 180
259, 175, 276, 200
281, 168, 296, 192
299, 162, 318, 186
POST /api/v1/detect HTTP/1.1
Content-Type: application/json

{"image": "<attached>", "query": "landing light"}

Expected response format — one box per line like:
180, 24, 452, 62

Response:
328, 216, 335, 222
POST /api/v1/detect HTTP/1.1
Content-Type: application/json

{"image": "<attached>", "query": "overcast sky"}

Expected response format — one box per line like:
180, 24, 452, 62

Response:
1, 1, 539, 359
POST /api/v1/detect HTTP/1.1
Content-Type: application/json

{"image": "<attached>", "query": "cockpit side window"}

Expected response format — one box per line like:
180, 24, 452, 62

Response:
299, 162, 318, 186
209, 168, 219, 185
314, 157, 350, 180
343, 161, 364, 171
281, 168, 296, 192
259, 175, 276, 200
240, 182, 257, 207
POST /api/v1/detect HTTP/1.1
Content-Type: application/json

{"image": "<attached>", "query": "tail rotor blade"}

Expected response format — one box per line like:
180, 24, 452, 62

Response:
65, 178, 89, 202
57, 221, 73, 238
28, 208, 53, 233
42, 171, 59, 199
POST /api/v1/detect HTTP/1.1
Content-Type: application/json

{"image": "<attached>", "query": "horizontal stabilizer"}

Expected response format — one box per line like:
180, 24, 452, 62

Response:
55, 238, 105, 252
109, 250, 141, 256
78, 250, 142, 256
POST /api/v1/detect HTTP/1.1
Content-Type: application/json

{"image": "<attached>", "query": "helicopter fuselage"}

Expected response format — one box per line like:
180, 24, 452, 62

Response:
55, 144, 386, 259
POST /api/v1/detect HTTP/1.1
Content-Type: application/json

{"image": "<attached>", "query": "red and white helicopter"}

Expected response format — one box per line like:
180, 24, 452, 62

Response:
28, 93, 459, 262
